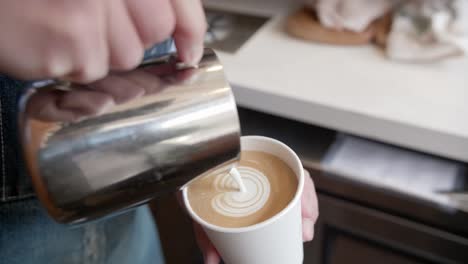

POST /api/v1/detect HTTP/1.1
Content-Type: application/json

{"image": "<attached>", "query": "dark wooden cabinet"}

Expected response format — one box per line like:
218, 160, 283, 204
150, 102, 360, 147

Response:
317, 234, 426, 264
303, 192, 468, 264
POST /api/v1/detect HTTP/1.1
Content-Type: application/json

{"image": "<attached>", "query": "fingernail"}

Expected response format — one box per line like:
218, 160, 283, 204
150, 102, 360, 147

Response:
186, 44, 203, 66
94, 98, 116, 115
303, 219, 315, 242
204, 250, 221, 264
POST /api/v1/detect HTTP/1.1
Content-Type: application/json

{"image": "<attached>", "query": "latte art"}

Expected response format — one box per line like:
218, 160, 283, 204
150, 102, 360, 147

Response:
212, 167, 270, 217
187, 150, 297, 228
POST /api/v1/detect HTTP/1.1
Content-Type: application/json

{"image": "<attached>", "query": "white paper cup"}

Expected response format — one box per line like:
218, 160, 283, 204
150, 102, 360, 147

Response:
182, 136, 304, 264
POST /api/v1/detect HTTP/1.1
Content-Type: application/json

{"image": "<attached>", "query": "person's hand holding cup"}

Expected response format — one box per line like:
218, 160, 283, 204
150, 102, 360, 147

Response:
184, 136, 319, 264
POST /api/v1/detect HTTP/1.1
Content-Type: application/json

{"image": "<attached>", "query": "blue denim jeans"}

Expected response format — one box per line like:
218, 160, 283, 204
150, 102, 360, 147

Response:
0, 40, 175, 264
0, 200, 165, 264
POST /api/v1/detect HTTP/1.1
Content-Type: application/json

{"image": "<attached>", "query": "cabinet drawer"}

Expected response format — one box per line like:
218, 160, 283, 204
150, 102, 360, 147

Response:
304, 194, 468, 264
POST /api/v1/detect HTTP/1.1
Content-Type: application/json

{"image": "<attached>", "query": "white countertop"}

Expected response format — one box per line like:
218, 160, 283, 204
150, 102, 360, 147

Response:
205, 1, 468, 162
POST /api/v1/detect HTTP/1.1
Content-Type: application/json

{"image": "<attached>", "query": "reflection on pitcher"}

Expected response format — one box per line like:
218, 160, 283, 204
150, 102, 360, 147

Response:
19, 49, 241, 224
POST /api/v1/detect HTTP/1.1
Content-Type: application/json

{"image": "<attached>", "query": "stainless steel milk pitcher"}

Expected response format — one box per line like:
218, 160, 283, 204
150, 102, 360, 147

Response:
18, 48, 241, 224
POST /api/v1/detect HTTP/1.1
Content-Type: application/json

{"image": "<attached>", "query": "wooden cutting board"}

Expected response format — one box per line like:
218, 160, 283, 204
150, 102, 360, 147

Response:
286, 7, 391, 46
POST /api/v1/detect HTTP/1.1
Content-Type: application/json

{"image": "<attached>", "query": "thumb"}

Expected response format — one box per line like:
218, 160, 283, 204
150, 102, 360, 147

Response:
204, 244, 221, 264
193, 222, 221, 264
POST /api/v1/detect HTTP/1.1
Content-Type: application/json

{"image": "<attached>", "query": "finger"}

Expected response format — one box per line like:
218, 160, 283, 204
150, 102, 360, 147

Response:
302, 219, 315, 242
205, 247, 221, 264
57, 88, 115, 116
53, 1, 108, 83
193, 222, 221, 264
171, 0, 207, 65
193, 222, 211, 251
301, 169, 319, 222
121, 69, 165, 95
26, 90, 79, 122
105, 0, 144, 70
90, 74, 145, 104
38, 37, 75, 80
124, 0, 175, 48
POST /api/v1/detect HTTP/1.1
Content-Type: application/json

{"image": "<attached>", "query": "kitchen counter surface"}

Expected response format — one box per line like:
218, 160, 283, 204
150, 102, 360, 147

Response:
205, 0, 468, 162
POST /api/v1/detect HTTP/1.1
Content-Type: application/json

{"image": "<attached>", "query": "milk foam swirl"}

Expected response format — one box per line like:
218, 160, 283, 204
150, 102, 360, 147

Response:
211, 166, 270, 217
